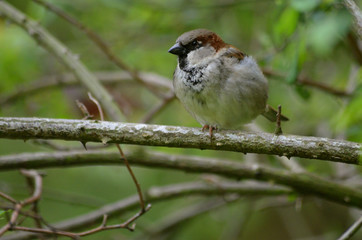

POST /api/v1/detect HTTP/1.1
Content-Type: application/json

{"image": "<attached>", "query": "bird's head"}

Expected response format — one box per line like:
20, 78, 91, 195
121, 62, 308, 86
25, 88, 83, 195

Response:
168, 29, 226, 69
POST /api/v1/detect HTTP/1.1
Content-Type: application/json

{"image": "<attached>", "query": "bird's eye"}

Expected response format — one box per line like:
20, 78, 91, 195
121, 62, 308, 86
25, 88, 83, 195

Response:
192, 40, 198, 46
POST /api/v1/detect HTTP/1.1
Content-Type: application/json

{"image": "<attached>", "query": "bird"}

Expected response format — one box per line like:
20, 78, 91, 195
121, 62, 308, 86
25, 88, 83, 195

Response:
168, 29, 288, 136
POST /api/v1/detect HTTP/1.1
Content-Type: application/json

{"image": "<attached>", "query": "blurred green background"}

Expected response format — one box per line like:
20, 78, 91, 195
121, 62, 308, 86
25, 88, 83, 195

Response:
0, 0, 361, 239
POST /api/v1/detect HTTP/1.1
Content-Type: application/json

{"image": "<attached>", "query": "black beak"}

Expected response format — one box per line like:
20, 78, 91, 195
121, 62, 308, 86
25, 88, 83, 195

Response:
168, 42, 186, 56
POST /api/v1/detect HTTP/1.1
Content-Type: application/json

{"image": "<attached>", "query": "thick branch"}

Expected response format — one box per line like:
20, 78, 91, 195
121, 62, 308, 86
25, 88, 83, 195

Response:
0, 150, 362, 208
344, 0, 362, 40
2, 181, 290, 240
0, 117, 360, 164
0, 1, 125, 122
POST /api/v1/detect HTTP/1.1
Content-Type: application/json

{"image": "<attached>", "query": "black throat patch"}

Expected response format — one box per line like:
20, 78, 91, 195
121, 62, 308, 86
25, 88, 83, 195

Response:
178, 56, 207, 92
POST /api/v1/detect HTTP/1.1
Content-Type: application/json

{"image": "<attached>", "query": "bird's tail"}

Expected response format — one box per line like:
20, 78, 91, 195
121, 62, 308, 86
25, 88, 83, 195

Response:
262, 104, 289, 122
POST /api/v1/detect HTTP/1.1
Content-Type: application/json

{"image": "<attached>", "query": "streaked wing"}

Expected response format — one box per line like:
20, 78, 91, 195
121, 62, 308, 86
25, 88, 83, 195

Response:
223, 45, 246, 60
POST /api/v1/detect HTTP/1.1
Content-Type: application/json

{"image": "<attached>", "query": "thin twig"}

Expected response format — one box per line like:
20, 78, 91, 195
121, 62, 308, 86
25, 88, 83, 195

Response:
135, 196, 240, 240
31, 0, 165, 99
1, 149, 362, 209
262, 68, 352, 97
337, 215, 362, 240
24, 175, 45, 240
87, 92, 104, 121
0, 170, 43, 237
87, 91, 148, 213
115, 144, 147, 211
2, 181, 290, 240
75, 100, 93, 120
0, 192, 17, 204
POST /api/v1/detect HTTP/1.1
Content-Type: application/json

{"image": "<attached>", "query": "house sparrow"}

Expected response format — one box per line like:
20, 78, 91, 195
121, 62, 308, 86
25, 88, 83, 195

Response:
168, 29, 288, 136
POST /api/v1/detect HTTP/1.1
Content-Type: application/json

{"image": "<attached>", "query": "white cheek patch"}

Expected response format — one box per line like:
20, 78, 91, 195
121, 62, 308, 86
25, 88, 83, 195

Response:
186, 46, 216, 66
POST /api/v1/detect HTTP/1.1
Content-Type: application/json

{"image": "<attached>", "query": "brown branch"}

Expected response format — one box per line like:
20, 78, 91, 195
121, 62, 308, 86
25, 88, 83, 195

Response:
136, 196, 240, 240
0, 170, 43, 237
87, 91, 149, 215
10, 208, 151, 238
24, 175, 45, 240
87, 92, 104, 121
31, 0, 165, 99
115, 144, 148, 212
0, 171, 150, 239
0, 149, 361, 208
2, 181, 291, 240
0, 192, 17, 204
75, 100, 93, 120
262, 69, 353, 97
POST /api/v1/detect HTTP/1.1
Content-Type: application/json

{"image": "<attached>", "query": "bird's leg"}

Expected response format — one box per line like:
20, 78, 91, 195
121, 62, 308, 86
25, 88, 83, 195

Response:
202, 125, 217, 138
202, 125, 209, 132
274, 105, 283, 135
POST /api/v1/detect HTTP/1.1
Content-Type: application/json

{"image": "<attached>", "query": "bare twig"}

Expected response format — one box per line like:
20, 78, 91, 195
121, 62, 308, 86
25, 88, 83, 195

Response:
10, 206, 151, 238
75, 100, 93, 120
337, 215, 362, 240
2, 181, 290, 240
135, 196, 240, 240
262, 69, 352, 97
0, 170, 43, 237
0, 150, 361, 208
343, 0, 362, 40
87, 91, 148, 214
0, 192, 17, 204
115, 144, 147, 212
24, 175, 45, 240
87, 92, 104, 121
31, 0, 165, 99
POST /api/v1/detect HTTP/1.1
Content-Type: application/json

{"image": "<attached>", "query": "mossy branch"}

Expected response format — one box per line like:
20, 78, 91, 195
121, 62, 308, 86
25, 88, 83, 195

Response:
0, 117, 360, 165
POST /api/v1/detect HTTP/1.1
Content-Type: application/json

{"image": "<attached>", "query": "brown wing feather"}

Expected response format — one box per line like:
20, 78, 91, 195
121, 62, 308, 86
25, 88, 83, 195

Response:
223, 45, 246, 60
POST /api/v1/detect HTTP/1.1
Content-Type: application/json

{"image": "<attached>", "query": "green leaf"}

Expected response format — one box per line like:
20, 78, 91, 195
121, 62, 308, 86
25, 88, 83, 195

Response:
287, 193, 298, 202
286, 39, 306, 84
274, 8, 299, 42
286, 53, 299, 84
295, 85, 311, 100
290, 0, 320, 12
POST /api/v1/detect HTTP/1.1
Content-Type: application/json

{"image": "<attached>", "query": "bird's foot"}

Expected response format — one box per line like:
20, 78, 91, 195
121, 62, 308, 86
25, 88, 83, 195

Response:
202, 125, 217, 139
